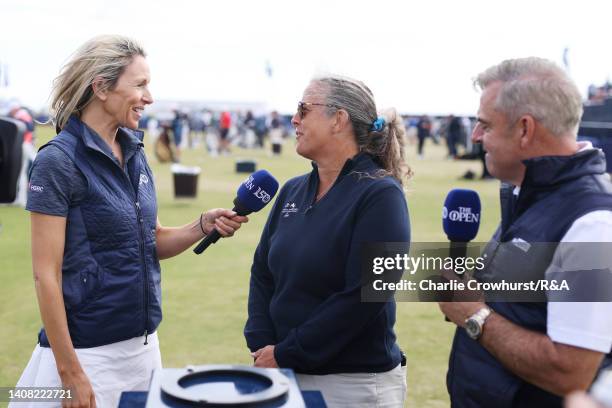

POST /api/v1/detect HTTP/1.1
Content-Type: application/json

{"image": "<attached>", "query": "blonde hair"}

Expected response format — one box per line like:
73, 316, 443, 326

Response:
313, 75, 411, 185
474, 57, 583, 137
50, 35, 146, 132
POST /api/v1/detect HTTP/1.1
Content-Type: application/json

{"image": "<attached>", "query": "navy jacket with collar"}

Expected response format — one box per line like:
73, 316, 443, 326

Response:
448, 149, 612, 408
37, 116, 161, 348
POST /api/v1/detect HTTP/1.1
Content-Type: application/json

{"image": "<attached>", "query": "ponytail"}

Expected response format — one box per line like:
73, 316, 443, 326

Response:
362, 108, 411, 185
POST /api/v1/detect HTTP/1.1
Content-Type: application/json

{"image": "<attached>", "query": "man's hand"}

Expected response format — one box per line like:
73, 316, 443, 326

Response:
201, 208, 249, 237
439, 266, 484, 302
440, 302, 606, 396
438, 301, 487, 327
252, 345, 279, 368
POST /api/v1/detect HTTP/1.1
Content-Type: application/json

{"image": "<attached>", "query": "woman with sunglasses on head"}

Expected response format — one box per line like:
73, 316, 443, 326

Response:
11, 35, 247, 408
245, 75, 411, 407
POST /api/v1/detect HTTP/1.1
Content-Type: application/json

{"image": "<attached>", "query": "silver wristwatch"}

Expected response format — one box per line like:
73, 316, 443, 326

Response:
465, 307, 492, 340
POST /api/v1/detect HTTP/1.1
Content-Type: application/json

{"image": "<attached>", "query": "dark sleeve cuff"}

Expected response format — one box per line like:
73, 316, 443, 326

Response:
274, 331, 307, 370
245, 329, 276, 353
274, 341, 292, 369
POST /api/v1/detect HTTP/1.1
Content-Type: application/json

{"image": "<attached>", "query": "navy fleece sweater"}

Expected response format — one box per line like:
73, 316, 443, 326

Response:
244, 153, 411, 374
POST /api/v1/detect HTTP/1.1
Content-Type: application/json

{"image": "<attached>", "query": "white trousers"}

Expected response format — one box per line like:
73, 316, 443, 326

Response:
9, 333, 161, 408
296, 363, 407, 408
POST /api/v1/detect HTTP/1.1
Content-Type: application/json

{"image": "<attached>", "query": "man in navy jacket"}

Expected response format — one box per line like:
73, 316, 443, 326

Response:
439, 57, 612, 407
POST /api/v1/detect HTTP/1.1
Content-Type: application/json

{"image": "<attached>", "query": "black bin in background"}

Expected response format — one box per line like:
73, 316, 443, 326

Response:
236, 160, 256, 173
171, 164, 200, 198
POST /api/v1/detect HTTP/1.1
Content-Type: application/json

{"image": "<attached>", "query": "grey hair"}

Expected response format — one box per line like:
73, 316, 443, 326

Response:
474, 57, 583, 137
50, 35, 146, 132
312, 75, 411, 185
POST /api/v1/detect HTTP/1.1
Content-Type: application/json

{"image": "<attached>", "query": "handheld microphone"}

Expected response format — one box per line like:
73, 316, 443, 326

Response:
442, 189, 481, 273
193, 169, 279, 254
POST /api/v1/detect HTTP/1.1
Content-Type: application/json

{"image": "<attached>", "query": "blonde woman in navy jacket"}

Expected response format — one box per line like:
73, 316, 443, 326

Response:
11, 35, 247, 408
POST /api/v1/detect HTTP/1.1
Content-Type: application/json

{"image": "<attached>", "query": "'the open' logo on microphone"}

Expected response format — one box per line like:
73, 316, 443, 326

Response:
443, 206, 480, 223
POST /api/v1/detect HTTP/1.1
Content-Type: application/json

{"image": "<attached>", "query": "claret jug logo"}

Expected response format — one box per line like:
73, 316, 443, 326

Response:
281, 202, 298, 218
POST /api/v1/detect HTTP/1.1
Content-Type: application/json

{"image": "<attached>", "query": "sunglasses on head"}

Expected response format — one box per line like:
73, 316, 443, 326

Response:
297, 101, 339, 119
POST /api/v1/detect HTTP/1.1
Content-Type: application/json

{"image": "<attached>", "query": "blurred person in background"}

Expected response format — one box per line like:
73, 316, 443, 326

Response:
10, 35, 248, 408
203, 109, 219, 157
416, 114, 432, 158
254, 113, 268, 148
219, 110, 232, 154
8, 102, 36, 206
154, 123, 176, 163
146, 114, 159, 146
268, 110, 283, 155
171, 110, 183, 161
446, 114, 462, 158
9, 102, 35, 145
243, 110, 256, 148
245, 74, 411, 407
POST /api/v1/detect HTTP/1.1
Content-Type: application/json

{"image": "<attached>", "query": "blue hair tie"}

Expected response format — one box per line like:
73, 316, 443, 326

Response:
370, 117, 385, 132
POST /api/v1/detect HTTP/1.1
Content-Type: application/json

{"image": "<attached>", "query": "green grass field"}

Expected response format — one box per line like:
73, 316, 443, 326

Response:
0, 126, 501, 407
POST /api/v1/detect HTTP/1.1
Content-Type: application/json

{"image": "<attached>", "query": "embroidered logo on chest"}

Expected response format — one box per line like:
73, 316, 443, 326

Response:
281, 202, 299, 218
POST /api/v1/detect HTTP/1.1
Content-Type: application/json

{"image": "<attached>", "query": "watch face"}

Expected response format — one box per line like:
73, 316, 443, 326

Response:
466, 319, 481, 338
